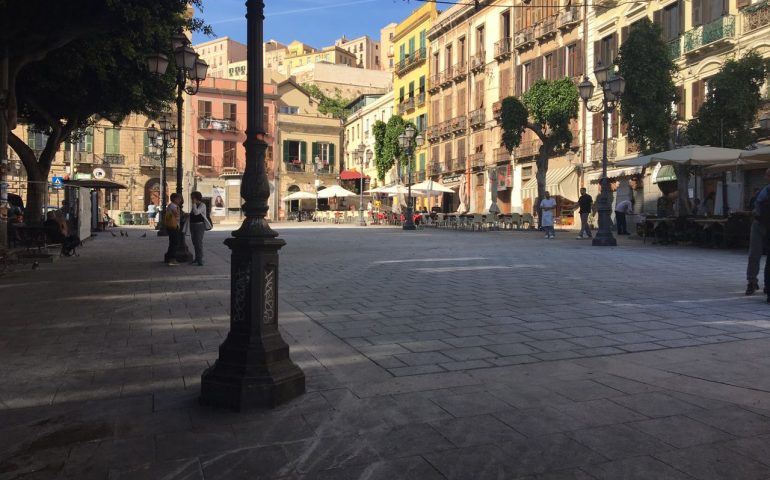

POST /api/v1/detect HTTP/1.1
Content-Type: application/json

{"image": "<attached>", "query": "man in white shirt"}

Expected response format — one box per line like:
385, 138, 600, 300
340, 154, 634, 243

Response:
614, 199, 633, 235
540, 191, 557, 239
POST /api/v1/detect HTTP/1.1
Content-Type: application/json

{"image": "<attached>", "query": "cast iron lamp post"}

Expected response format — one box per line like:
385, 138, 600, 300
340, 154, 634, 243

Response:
147, 33, 208, 261
147, 117, 177, 237
398, 125, 424, 231
355, 143, 366, 226
314, 154, 320, 212
578, 65, 625, 247
200, 0, 305, 410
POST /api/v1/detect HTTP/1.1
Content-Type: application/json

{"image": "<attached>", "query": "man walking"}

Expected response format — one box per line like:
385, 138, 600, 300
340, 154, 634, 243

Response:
614, 198, 633, 235
576, 187, 593, 239
746, 168, 770, 295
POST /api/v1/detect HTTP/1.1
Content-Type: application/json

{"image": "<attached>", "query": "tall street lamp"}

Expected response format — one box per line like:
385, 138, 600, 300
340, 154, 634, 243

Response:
398, 124, 424, 231
578, 66, 625, 247
200, 0, 305, 410
147, 117, 177, 237
355, 143, 366, 226
314, 154, 320, 212
147, 33, 208, 261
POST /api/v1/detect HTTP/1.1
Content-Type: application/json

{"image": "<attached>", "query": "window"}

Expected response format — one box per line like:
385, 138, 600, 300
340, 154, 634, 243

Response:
544, 53, 556, 80
312, 142, 335, 173
283, 140, 307, 170
457, 87, 466, 114
408, 37, 416, 54
658, 1, 683, 40
458, 37, 466, 65
199, 100, 212, 118
27, 129, 49, 151
408, 81, 415, 98
444, 93, 453, 120
445, 44, 453, 69
198, 139, 212, 166
415, 114, 427, 133
594, 34, 617, 69
399, 86, 405, 103
76, 128, 93, 153
224, 102, 237, 123
691, 0, 726, 26
419, 30, 426, 50
566, 43, 582, 77
223, 141, 237, 168
501, 10, 511, 39
476, 25, 485, 53
279, 106, 299, 114
399, 44, 405, 62
104, 128, 120, 154
419, 76, 425, 94
143, 131, 155, 156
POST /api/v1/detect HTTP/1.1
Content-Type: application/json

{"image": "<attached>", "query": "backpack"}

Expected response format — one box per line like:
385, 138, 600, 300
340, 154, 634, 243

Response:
164, 210, 178, 230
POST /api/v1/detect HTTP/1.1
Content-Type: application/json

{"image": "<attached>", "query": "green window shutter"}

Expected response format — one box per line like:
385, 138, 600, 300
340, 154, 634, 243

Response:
300, 141, 307, 162
27, 129, 36, 150
311, 142, 319, 163
409, 37, 415, 54
419, 153, 425, 172
84, 128, 93, 152
105, 128, 120, 154
329, 143, 335, 165
143, 132, 152, 155
420, 31, 426, 50
409, 81, 414, 97
419, 76, 425, 93
399, 44, 405, 61
283, 140, 290, 162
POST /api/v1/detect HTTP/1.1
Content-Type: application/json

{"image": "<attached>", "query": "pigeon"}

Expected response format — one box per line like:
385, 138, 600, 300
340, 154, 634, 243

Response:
125, 231, 128, 237
31, 261, 39, 270
120, 231, 125, 237
111, 232, 117, 237
141, 233, 147, 238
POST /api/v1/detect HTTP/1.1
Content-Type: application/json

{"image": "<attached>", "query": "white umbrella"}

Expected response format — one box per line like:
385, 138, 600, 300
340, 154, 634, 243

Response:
741, 146, 770, 161
703, 157, 768, 171
282, 191, 316, 201
317, 184, 357, 199
410, 179, 455, 194
365, 186, 387, 194
616, 145, 745, 167
379, 184, 411, 195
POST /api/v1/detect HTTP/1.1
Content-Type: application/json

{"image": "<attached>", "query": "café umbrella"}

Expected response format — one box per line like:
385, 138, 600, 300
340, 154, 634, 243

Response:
316, 184, 358, 199
410, 180, 455, 195
282, 191, 316, 201
615, 145, 745, 167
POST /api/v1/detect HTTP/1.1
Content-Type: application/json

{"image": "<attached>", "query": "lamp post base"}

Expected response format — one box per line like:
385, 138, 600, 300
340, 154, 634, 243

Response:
174, 230, 193, 262
358, 209, 366, 227
592, 205, 617, 247
403, 207, 416, 230
591, 234, 617, 247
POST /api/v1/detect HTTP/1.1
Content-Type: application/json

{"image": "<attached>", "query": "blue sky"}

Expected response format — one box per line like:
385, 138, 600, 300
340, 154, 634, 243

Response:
193, 0, 424, 48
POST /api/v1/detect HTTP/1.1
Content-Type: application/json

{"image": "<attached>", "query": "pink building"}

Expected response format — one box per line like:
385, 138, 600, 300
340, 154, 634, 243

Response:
190, 78, 279, 219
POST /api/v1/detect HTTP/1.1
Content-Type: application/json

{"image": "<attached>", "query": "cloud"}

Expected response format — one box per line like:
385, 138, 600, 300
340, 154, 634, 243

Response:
267, 0, 378, 16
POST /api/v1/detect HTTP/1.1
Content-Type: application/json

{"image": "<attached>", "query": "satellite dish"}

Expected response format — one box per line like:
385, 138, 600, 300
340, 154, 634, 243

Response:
93, 168, 106, 179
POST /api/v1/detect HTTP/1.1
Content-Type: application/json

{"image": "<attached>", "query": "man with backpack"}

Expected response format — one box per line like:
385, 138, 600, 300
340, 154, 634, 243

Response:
747, 168, 770, 298
164, 193, 182, 266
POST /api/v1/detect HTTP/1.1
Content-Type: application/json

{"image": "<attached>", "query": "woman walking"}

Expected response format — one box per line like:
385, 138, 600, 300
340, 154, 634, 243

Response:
189, 191, 209, 266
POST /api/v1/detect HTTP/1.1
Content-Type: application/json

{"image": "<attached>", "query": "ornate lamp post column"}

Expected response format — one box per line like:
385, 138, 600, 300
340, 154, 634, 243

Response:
578, 66, 625, 247
398, 125, 424, 231
147, 34, 208, 261
356, 143, 366, 226
314, 154, 320, 212
148, 117, 177, 237
200, 0, 305, 410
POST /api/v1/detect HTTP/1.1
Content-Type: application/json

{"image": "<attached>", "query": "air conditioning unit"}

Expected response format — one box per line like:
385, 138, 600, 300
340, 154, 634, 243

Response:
515, 33, 526, 46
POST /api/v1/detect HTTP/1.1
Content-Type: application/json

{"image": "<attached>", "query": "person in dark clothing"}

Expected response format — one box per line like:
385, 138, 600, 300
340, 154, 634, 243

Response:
576, 188, 593, 239
748, 169, 770, 296
188, 191, 208, 266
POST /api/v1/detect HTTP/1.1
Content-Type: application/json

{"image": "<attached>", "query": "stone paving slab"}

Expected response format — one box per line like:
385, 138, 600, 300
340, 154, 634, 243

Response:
2, 224, 770, 478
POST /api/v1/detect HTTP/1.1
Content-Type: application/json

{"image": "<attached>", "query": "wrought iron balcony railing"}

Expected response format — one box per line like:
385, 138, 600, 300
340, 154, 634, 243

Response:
514, 27, 535, 51
469, 108, 485, 128
469, 152, 485, 168
683, 15, 735, 54
591, 139, 617, 164
494, 38, 513, 60
395, 47, 427, 76
667, 37, 682, 59
558, 7, 581, 30
198, 117, 239, 132
99, 153, 125, 165
743, 1, 770, 33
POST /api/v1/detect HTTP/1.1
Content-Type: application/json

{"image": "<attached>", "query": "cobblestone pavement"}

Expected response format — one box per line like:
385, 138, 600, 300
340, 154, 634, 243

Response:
2, 224, 770, 479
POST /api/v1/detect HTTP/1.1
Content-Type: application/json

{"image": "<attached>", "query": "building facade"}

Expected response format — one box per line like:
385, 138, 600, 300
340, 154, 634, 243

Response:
283, 44, 358, 75
195, 37, 248, 79
380, 23, 398, 72
290, 62, 391, 99
343, 92, 395, 187
335, 35, 381, 70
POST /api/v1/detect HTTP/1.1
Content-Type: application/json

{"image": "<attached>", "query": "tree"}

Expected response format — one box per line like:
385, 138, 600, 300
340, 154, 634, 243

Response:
302, 84, 353, 119
372, 115, 418, 182
5, 1, 208, 221
372, 120, 387, 179
500, 78, 579, 220
685, 51, 767, 149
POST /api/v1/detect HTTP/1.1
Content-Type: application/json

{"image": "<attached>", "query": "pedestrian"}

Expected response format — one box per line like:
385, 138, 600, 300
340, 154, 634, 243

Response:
614, 198, 633, 235
147, 202, 157, 228
188, 191, 209, 266
746, 168, 770, 296
576, 187, 593, 239
540, 191, 557, 239
164, 193, 182, 266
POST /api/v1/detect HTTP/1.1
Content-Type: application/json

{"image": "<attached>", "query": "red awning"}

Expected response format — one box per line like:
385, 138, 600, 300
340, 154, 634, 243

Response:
339, 170, 369, 180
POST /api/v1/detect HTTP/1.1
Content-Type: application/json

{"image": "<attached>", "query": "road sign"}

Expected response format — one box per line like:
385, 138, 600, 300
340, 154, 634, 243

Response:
52, 176, 64, 189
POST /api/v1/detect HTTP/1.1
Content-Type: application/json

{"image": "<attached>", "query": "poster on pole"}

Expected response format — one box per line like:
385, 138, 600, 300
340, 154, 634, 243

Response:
211, 186, 226, 216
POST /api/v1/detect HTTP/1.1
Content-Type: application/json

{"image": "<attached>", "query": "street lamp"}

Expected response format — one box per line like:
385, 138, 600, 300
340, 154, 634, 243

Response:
314, 154, 320, 212
578, 65, 625, 247
356, 143, 366, 226
147, 32, 208, 261
398, 124, 424, 231
147, 117, 176, 237
200, 0, 304, 410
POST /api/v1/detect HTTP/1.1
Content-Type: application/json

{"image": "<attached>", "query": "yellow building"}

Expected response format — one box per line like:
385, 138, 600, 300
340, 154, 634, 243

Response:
393, 2, 437, 183
283, 43, 357, 75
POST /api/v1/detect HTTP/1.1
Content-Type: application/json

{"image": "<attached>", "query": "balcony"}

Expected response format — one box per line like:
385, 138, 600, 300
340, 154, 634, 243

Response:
494, 147, 511, 163
535, 16, 558, 41
139, 154, 162, 167
64, 151, 94, 164
743, 0, 770, 33
98, 153, 125, 165
198, 117, 239, 132
469, 152, 485, 169
398, 97, 415, 115
284, 156, 308, 172
395, 47, 427, 76
494, 38, 513, 61
451, 115, 467, 134
683, 15, 736, 55
438, 120, 453, 138
417, 92, 426, 107
667, 37, 682, 59
470, 51, 486, 74
591, 139, 617, 164
428, 73, 442, 93
469, 108, 485, 128
558, 7, 581, 30
493, 100, 503, 121
515, 140, 541, 158
430, 161, 442, 175
452, 62, 468, 82
196, 154, 213, 167
415, 171, 427, 182
626, 140, 641, 155
514, 27, 535, 51
440, 68, 453, 88
427, 125, 440, 142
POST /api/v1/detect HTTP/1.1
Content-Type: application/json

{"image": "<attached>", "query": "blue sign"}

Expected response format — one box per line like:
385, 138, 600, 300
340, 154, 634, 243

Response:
52, 176, 64, 189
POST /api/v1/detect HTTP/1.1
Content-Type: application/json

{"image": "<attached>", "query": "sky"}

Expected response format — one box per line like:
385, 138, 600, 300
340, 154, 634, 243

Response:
192, 0, 428, 48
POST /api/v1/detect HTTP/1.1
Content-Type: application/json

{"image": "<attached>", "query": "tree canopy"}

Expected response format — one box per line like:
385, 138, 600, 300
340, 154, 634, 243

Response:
372, 116, 417, 182
615, 18, 678, 154
302, 84, 353, 119
685, 51, 768, 149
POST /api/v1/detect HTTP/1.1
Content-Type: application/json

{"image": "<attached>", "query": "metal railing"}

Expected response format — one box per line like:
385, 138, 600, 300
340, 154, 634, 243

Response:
469, 152, 485, 168
395, 47, 427, 76
99, 153, 125, 165
494, 147, 511, 163
139, 154, 162, 167
470, 50, 486, 73
558, 7, 581, 29
591, 139, 617, 163
493, 100, 503, 121
515, 140, 541, 158
514, 27, 535, 50
451, 115, 467, 133
683, 15, 735, 54
429, 73, 442, 92
452, 62, 467, 80
494, 38, 513, 59
196, 154, 213, 167
667, 37, 682, 59
64, 151, 94, 164
198, 116, 239, 132
470, 108, 485, 127
743, 1, 770, 33
535, 16, 557, 40
427, 125, 440, 142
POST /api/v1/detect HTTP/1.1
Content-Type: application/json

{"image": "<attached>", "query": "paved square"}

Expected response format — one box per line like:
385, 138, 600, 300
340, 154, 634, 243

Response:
2, 224, 770, 479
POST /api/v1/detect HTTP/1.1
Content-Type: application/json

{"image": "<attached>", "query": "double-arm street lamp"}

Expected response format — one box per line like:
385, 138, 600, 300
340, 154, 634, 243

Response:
398, 125, 424, 231
147, 33, 208, 260
147, 117, 177, 237
578, 66, 626, 247
354, 143, 366, 226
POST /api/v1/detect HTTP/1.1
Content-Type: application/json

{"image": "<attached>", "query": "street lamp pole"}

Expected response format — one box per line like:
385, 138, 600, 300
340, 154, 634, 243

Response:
148, 118, 176, 237
398, 125, 424, 231
200, 0, 305, 410
357, 143, 366, 226
579, 66, 625, 247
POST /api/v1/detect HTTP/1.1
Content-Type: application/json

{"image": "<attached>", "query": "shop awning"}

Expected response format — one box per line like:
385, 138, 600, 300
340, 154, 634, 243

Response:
339, 169, 369, 180
652, 164, 677, 184
64, 179, 127, 189
585, 165, 644, 184
521, 166, 578, 201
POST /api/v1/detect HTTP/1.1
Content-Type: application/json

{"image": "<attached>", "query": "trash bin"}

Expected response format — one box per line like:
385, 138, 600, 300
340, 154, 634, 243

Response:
119, 211, 132, 226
